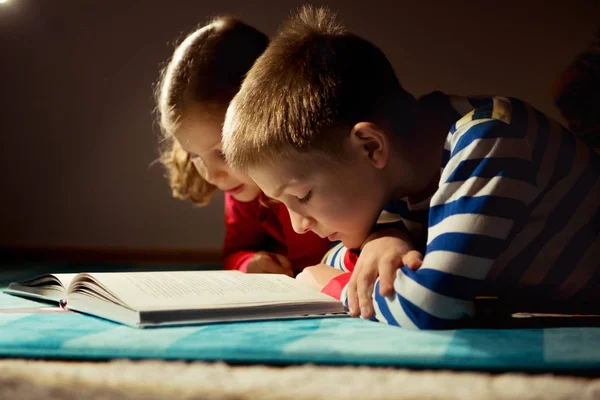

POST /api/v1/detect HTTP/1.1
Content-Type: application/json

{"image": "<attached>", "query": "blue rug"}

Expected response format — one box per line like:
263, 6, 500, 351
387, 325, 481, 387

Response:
1, 291, 599, 372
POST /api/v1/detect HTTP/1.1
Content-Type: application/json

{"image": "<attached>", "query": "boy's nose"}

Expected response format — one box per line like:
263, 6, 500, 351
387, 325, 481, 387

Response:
289, 210, 315, 234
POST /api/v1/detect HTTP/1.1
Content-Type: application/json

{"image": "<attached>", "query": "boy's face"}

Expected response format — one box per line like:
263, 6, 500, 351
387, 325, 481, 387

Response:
249, 146, 389, 250
176, 108, 261, 202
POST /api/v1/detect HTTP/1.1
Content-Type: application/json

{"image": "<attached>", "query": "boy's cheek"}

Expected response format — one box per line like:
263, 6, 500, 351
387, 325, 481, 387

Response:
314, 197, 378, 248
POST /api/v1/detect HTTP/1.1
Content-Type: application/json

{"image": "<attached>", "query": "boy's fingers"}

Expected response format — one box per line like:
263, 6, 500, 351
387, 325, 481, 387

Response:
378, 262, 397, 297
356, 271, 376, 319
347, 255, 369, 318
346, 278, 360, 317
406, 260, 423, 270
402, 251, 423, 271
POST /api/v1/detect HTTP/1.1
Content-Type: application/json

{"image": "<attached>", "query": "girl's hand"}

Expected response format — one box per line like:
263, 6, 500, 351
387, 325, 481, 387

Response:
245, 252, 294, 277
296, 264, 345, 291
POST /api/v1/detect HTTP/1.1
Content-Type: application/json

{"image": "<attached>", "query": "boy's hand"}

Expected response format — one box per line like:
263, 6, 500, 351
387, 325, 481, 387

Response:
296, 264, 345, 291
347, 228, 423, 319
245, 252, 294, 277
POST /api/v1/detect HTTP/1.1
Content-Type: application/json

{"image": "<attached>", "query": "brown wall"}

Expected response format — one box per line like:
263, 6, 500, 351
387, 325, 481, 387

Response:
1, 0, 598, 251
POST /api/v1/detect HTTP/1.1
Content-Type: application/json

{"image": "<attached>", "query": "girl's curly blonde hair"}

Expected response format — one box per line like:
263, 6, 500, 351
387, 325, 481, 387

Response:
154, 16, 269, 206
159, 139, 215, 206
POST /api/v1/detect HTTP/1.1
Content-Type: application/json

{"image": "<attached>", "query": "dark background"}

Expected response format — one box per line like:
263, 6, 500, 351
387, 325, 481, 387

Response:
1, 0, 598, 251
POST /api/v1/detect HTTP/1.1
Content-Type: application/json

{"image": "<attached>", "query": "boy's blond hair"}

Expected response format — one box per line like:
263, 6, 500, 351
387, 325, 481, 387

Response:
154, 16, 269, 206
223, 6, 415, 171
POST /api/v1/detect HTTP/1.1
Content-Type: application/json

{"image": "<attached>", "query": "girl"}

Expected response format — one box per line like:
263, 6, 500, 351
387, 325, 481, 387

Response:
155, 16, 331, 276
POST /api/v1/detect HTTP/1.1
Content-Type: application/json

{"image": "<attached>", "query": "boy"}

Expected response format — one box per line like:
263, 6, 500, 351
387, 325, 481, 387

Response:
222, 6, 600, 329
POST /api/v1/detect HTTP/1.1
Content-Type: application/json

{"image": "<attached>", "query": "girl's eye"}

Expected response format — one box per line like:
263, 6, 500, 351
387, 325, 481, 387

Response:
297, 190, 312, 204
217, 150, 226, 160
190, 156, 207, 174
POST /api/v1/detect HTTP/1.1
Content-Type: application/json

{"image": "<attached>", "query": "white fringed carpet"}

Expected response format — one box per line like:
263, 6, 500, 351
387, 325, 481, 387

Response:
0, 359, 598, 400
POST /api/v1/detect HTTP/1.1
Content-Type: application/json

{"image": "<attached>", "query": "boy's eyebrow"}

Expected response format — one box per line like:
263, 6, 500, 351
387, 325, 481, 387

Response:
273, 183, 289, 198
273, 179, 302, 198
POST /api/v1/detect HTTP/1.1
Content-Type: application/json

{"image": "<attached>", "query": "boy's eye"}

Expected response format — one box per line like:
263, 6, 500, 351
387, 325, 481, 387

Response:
297, 190, 312, 204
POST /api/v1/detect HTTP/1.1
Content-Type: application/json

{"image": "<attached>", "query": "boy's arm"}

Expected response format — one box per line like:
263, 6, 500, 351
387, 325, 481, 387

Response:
222, 193, 267, 272
343, 118, 538, 329
320, 228, 422, 300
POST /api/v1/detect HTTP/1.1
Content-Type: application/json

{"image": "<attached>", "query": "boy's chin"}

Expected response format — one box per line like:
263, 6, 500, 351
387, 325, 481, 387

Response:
339, 234, 368, 251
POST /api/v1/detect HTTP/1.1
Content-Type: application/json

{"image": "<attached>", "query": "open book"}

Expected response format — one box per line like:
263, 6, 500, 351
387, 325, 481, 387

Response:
5, 271, 347, 328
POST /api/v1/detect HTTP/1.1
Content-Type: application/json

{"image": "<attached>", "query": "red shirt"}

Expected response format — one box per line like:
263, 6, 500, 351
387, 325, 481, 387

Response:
222, 192, 331, 275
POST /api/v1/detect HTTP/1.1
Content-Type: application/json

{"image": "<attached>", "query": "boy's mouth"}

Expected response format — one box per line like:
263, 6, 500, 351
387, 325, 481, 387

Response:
327, 232, 340, 241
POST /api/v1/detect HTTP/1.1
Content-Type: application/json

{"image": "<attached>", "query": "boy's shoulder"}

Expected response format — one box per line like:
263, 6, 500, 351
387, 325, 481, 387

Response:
443, 95, 548, 158
448, 95, 513, 135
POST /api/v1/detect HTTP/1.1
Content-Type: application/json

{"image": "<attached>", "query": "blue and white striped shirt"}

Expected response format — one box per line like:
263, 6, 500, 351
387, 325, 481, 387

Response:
338, 95, 600, 329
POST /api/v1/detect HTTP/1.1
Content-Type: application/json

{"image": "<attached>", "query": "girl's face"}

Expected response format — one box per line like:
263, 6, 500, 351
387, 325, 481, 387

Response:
175, 108, 261, 202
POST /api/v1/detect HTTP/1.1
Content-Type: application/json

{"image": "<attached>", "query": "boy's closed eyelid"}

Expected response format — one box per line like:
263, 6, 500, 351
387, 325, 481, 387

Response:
286, 187, 307, 198
297, 189, 313, 204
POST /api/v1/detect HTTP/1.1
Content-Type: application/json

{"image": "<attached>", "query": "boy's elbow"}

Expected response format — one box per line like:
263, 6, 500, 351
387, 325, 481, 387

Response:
413, 299, 475, 330
374, 290, 475, 330
414, 315, 471, 330
371, 309, 466, 330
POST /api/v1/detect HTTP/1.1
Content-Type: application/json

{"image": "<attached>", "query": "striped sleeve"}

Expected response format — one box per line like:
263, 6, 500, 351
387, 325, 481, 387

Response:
320, 241, 358, 299
341, 118, 538, 329
320, 241, 354, 273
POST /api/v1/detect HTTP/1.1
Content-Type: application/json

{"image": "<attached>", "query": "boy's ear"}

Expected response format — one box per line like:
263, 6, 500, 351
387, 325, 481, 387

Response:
349, 122, 389, 169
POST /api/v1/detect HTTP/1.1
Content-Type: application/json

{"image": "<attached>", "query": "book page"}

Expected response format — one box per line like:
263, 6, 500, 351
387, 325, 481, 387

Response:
80, 271, 335, 311
6, 273, 78, 303
14, 273, 77, 289
52, 274, 78, 289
